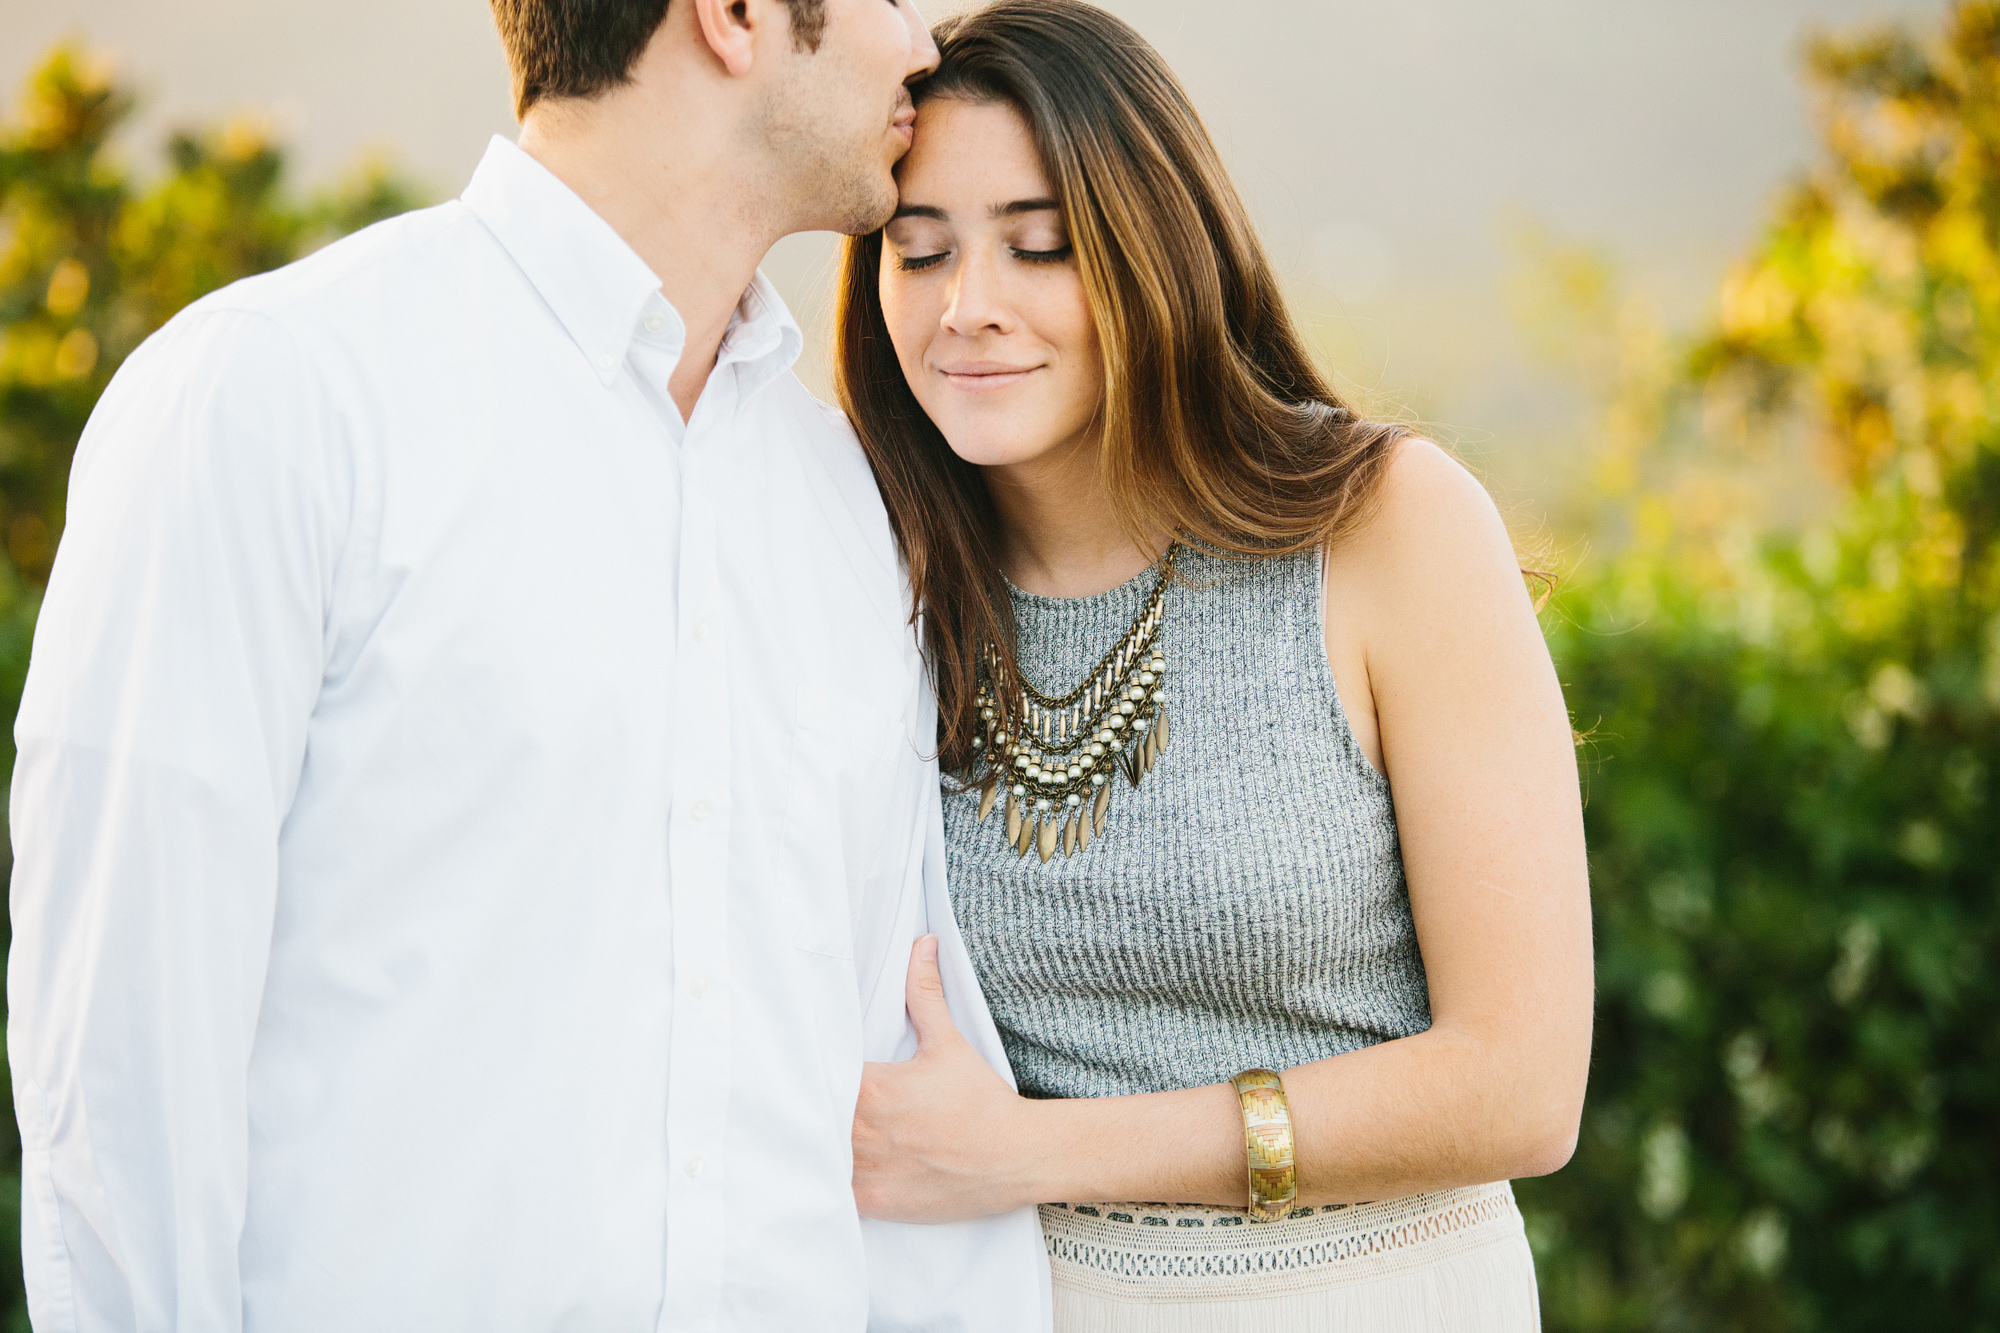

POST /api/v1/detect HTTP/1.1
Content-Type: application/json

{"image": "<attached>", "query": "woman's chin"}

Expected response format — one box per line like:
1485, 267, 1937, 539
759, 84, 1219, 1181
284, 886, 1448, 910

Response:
940, 431, 1067, 471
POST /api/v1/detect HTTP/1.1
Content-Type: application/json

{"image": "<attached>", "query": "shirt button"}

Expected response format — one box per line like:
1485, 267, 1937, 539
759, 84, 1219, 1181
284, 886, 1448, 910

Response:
690, 800, 709, 822
690, 974, 710, 998
645, 314, 666, 333
685, 1156, 705, 1178
596, 352, 616, 372
692, 620, 710, 643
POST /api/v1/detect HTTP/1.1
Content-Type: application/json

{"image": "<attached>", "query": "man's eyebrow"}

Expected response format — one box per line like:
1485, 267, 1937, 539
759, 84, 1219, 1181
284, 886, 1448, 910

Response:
891, 204, 947, 221
993, 197, 1060, 218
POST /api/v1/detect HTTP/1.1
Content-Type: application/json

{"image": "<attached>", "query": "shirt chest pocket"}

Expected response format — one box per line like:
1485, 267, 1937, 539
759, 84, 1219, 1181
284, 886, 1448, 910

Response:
778, 681, 915, 960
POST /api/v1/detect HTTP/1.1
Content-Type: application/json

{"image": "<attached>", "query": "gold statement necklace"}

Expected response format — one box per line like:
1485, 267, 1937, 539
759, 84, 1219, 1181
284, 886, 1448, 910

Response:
969, 545, 1177, 863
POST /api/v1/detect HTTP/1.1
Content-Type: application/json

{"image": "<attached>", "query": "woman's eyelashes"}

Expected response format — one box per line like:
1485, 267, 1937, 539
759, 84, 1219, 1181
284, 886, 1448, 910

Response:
1012, 244, 1074, 264
898, 251, 948, 272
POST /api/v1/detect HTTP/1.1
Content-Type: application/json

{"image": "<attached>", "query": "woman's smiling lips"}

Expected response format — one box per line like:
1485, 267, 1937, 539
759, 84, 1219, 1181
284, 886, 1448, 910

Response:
937, 360, 1041, 392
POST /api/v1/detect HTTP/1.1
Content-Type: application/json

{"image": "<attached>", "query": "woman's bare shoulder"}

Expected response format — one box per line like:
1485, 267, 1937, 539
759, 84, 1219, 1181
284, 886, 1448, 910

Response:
1328, 437, 1521, 604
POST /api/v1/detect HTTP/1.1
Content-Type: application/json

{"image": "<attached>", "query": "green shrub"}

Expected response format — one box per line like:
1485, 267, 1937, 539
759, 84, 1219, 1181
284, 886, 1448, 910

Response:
1519, 5, 2000, 1328
1523, 547, 1998, 1330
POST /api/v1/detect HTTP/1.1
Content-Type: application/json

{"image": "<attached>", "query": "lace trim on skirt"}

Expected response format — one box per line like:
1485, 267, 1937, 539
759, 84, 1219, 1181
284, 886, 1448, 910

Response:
1040, 1180, 1531, 1301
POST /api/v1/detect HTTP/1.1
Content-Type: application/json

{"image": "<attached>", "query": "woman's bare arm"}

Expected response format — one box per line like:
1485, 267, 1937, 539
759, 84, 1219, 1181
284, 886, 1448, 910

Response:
853, 440, 1593, 1220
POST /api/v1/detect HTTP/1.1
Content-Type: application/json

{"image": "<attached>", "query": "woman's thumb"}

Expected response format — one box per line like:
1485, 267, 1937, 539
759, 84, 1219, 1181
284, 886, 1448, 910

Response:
905, 934, 956, 1048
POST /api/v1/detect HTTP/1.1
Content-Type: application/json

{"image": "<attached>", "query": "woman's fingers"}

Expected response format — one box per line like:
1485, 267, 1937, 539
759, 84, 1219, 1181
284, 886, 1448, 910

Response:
904, 933, 961, 1051
851, 938, 1041, 1221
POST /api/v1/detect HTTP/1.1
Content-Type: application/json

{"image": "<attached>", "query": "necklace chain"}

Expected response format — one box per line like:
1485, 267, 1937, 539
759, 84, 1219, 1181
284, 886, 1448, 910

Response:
968, 545, 1179, 864
1014, 547, 1178, 712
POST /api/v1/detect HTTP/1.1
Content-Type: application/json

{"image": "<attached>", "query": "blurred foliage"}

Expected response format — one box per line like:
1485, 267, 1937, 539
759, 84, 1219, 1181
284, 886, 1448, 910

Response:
0, 45, 422, 1325
1515, 4, 2000, 1329
0, 46, 420, 592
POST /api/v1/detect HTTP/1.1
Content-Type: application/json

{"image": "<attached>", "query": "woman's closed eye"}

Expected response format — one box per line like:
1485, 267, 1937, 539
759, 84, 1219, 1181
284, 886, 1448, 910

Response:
896, 243, 1074, 273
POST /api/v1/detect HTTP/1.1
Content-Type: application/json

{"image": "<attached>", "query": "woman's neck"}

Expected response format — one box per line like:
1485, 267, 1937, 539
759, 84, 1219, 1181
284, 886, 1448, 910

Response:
984, 435, 1163, 599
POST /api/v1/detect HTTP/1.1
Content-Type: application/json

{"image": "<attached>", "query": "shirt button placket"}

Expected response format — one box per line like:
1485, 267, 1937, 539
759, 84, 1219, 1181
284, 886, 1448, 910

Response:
658, 408, 734, 1333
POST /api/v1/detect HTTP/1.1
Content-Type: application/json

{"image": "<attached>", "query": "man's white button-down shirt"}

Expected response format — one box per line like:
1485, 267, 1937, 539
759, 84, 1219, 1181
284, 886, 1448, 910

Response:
8, 137, 1049, 1332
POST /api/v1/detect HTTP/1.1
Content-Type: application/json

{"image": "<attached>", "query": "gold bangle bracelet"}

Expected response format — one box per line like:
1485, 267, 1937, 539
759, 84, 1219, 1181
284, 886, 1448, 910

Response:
1231, 1068, 1296, 1222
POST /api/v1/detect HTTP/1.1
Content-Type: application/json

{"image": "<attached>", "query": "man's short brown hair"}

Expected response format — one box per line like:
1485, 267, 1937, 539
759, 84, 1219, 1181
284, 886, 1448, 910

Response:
491, 0, 829, 118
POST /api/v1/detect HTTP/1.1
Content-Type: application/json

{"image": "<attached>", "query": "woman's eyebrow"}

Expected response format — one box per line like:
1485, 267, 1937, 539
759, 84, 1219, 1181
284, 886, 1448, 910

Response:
992, 197, 1059, 218
890, 198, 1060, 222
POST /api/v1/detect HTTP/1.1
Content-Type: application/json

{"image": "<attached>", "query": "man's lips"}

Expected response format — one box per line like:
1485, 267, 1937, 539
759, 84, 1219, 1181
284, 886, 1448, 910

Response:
937, 362, 1041, 392
891, 105, 916, 147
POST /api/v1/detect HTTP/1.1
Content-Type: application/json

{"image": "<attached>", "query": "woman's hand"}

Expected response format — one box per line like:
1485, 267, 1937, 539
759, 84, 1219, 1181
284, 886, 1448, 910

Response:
852, 935, 1043, 1222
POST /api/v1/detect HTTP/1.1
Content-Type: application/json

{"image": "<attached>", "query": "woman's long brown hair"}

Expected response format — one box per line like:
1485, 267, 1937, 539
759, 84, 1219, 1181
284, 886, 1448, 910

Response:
836, 0, 1411, 775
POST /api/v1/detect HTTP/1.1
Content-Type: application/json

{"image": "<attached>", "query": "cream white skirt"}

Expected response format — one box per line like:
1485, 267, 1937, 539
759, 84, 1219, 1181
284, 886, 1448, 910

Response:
1040, 1181, 1539, 1331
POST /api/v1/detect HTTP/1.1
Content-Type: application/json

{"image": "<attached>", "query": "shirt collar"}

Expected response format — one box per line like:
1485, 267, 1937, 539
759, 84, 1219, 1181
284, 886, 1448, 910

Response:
722, 271, 804, 402
462, 136, 804, 394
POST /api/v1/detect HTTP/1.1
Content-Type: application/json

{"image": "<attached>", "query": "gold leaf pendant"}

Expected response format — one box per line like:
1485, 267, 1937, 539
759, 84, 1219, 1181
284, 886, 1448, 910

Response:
1036, 815, 1059, 863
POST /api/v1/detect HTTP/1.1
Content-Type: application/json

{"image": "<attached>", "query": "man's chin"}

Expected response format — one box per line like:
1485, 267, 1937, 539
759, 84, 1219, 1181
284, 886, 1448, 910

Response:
827, 174, 899, 238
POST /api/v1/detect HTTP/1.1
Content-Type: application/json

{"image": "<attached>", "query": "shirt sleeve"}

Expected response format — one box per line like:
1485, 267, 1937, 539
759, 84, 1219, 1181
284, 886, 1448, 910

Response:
7, 306, 346, 1332
857, 684, 1055, 1333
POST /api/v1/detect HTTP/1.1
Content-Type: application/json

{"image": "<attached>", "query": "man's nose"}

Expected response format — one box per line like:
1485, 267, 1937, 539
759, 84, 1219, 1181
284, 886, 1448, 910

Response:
902, 0, 941, 82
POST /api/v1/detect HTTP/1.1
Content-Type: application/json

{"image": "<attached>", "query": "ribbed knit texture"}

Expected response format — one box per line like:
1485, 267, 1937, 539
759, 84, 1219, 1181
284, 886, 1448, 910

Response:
945, 548, 1431, 1100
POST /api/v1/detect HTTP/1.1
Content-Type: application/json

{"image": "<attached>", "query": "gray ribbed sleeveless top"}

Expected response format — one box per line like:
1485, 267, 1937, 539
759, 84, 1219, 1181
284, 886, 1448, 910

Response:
944, 548, 1430, 1100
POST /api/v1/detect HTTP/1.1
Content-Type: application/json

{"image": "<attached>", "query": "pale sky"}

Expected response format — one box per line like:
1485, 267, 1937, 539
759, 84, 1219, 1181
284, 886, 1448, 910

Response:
0, 0, 1950, 510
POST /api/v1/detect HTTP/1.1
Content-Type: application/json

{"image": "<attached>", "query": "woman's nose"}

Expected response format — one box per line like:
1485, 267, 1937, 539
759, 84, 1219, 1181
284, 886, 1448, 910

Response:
941, 250, 1013, 336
